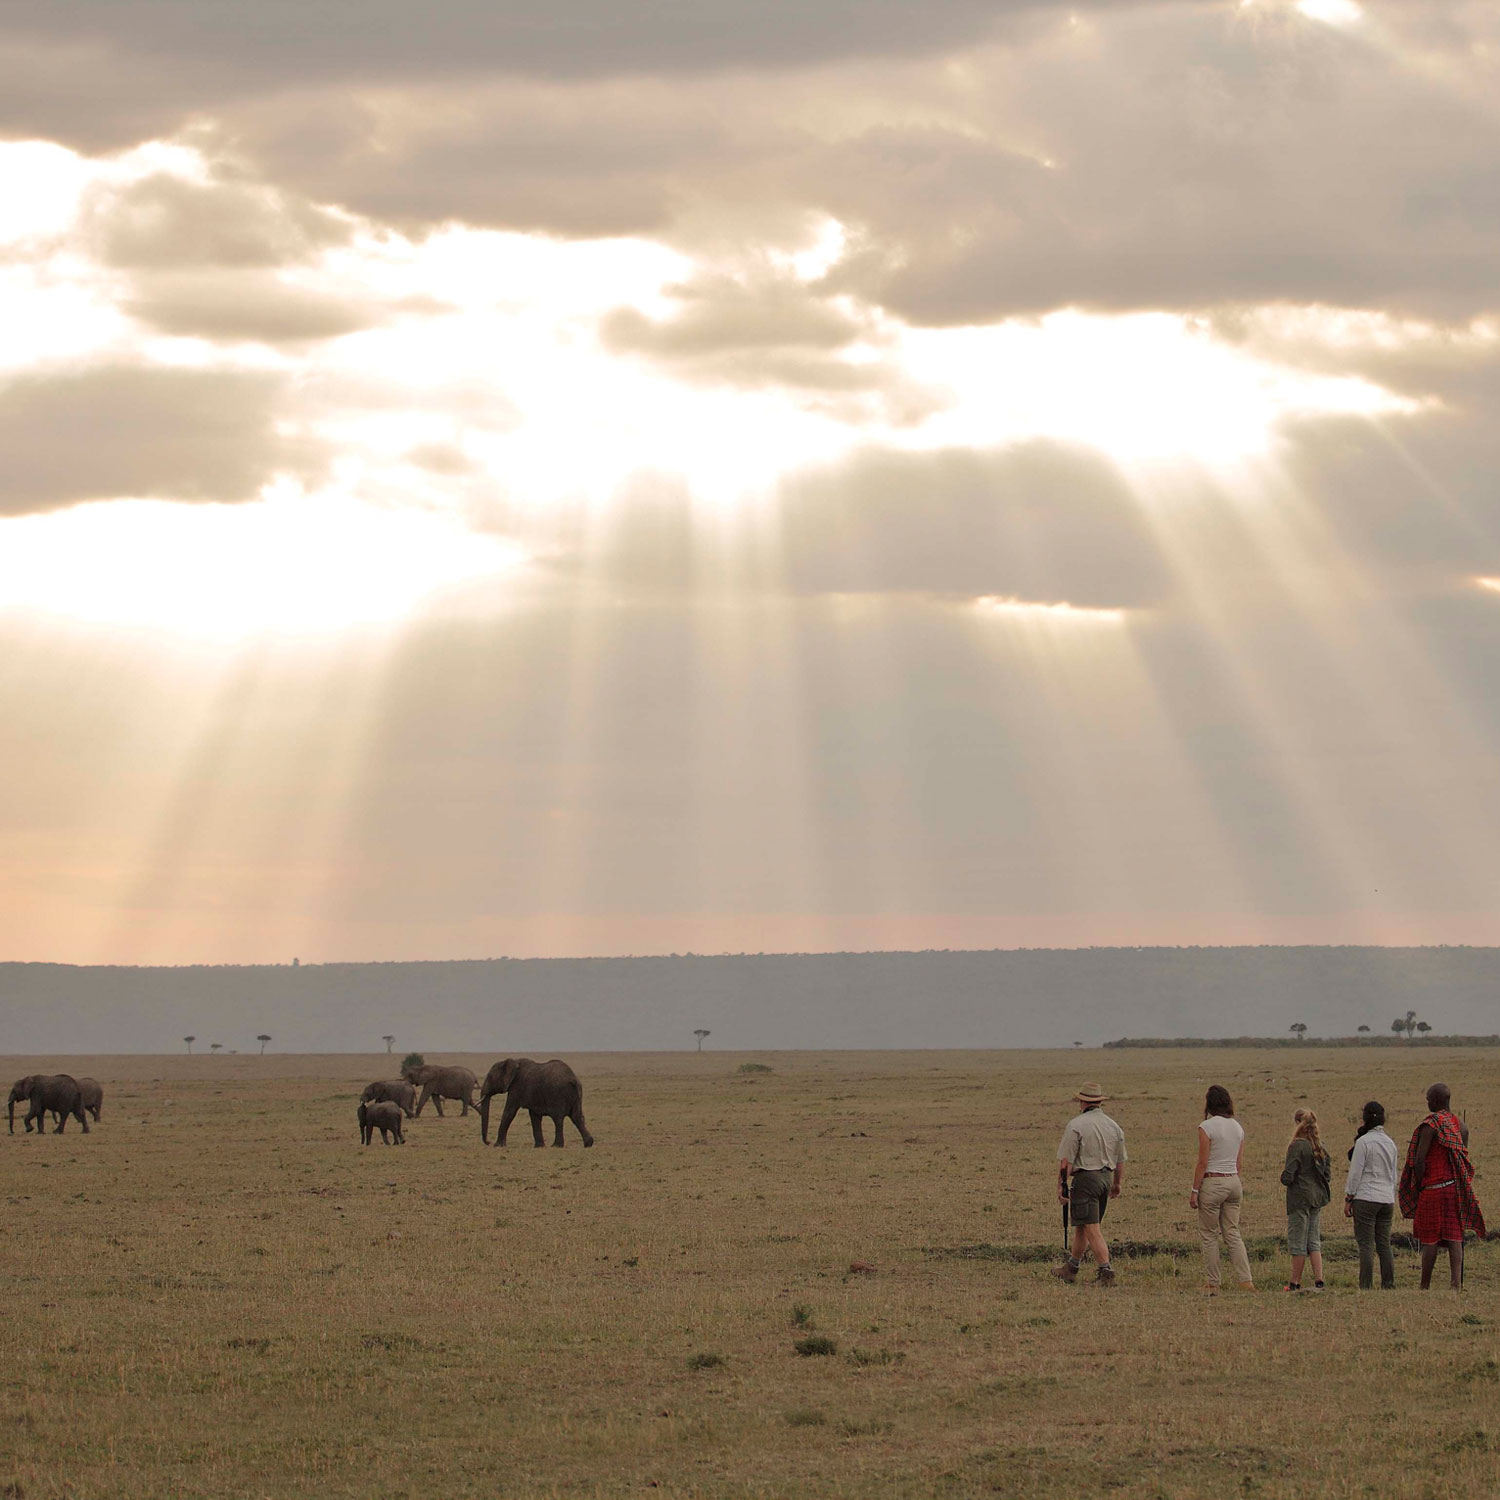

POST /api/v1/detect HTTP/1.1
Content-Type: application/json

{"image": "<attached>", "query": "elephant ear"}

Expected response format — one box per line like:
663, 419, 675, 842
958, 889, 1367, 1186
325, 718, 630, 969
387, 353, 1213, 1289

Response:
499, 1059, 520, 1091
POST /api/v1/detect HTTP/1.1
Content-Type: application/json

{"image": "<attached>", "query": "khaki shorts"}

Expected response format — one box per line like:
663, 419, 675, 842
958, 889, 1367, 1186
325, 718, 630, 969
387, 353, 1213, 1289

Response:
1069, 1169, 1113, 1225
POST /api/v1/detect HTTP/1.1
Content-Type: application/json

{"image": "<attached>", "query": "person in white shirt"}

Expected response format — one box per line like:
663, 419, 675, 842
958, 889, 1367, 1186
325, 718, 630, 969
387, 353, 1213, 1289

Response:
1190, 1084, 1254, 1294
1344, 1100, 1399, 1290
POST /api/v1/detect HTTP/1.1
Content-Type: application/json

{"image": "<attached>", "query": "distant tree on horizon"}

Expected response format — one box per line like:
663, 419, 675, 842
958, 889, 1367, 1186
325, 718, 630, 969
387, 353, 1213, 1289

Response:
383, 1035, 395, 1054
210, 1043, 223, 1053
183, 1035, 195, 1053
1416, 1020, 1433, 1036
693, 1029, 711, 1052
1357, 1025, 1370, 1034
1290, 1023, 1308, 1041
402, 1052, 425, 1073
257, 1034, 271, 1054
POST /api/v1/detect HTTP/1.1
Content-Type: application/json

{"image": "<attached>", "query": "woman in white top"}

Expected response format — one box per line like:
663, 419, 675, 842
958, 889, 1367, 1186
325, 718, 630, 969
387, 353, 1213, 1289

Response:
1344, 1100, 1399, 1290
1190, 1084, 1254, 1294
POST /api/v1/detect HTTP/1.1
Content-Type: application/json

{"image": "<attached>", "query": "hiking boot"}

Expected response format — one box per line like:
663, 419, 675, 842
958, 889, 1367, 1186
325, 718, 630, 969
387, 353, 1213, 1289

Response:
1096, 1264, 1116, 1287
1283, 1282, 1301, 1293
1053, 1259, 1079, 1284
1312, 1281, 1325, 1293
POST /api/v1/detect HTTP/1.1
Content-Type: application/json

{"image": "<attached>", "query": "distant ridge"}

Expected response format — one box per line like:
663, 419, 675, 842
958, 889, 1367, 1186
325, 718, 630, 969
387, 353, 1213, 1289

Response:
4, 945, 1500, 1054
1106, 1034, 1500, 1048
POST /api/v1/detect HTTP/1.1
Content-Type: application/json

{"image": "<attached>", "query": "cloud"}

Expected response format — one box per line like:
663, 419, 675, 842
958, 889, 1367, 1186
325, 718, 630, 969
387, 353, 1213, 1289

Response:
774, 443, 1170, 607
0, 2, 1123, 122
0, 364, 319, 515
80, 169, 351, 270
528, 441, 1170, 609
814, 5, 1500, 322
123, 272, 381, 343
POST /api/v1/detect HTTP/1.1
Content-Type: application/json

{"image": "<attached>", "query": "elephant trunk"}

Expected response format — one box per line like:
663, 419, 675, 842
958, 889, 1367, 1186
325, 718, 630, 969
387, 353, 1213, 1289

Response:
6, 1093, 14, 1135
479, 1090, 492, 1144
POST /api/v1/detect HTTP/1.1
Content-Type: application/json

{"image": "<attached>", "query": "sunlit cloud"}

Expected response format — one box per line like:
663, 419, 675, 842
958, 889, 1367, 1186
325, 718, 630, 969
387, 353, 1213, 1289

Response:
1296, 0, 1363, 28
0, 492, 522, 642
972, 595, 1128, 626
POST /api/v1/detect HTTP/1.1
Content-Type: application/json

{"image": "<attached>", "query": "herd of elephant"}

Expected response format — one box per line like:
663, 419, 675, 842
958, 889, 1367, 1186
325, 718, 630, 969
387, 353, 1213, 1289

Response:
6, 1058, 593, 1150
358, 1059, 595, 1148
7, 1074, 103, 1134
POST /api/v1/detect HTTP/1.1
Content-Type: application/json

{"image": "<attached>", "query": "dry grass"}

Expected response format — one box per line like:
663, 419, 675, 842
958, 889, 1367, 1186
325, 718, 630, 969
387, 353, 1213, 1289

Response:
1, 1046, 1496, 1499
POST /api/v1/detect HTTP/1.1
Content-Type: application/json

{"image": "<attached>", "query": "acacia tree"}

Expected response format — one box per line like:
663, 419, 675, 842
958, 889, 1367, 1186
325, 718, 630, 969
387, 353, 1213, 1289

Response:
183, 1035, 195, 1053
210, 1043, 223, 1054
1290, 1023, 1308, 1041
1357, 1025, 1370, 1034
257, 1034, 271, 1055
693, 1029, 711, 1052
382, 1035, 395, 1054
1391, 1018, 1408, 1040
1416, 1020, 1433, 1036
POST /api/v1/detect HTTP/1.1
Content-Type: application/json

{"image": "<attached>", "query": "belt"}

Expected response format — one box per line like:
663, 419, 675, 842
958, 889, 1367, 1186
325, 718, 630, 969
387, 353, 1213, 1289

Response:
1203, 1171, 1236, 1177
1423, 1179, 1456, 1190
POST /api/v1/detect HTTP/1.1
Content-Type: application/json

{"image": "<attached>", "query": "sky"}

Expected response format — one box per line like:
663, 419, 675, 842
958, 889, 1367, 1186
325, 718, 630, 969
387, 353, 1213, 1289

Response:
2, 0, 1500, 965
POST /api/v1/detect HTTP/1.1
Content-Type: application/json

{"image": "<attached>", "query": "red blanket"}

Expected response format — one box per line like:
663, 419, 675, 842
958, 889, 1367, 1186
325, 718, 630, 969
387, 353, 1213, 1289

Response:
1399, 1111, 1485, 1236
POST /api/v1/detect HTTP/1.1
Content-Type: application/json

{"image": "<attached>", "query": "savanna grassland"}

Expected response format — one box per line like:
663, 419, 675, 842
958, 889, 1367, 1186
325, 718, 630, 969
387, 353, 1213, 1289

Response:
2, 1047, 1496, 1500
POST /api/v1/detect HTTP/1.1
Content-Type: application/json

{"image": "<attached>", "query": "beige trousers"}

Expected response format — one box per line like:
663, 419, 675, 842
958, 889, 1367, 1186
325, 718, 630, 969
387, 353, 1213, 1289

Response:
1197, 1174, 1253, 1287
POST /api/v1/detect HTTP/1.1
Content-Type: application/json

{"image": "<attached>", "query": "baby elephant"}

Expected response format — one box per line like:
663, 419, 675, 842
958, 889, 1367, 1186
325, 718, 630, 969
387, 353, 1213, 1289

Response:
358, 1100, 405, 1145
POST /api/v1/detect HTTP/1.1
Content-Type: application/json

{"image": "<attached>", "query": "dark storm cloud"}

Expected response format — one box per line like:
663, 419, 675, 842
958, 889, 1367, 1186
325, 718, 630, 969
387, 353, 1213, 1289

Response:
0, 365, 319, 515
0, 1, 1171, 117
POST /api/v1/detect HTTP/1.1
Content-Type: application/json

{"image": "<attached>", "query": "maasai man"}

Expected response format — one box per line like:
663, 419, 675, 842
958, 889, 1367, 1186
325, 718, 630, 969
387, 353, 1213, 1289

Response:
1399, 1083, 1485, 1291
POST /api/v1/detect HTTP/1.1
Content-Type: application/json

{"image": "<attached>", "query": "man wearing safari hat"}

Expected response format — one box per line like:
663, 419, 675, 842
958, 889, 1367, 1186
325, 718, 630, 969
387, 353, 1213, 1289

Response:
1054, 1082, 1126, 1285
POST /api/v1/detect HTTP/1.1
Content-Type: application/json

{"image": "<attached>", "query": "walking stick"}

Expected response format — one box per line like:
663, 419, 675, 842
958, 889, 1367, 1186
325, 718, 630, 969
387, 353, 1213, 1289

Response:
1063, 1197, 1070, 1256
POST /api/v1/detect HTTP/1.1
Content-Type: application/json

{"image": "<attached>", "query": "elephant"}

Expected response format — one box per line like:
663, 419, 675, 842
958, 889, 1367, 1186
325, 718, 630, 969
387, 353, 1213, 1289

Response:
478, 1058, 594, 1148
77, 1077, 104, 1123
401, 1064, 479, 1117
361, 1079, 416, 1118
358, 1100, 405, 1145
7, 1074, 88, 1135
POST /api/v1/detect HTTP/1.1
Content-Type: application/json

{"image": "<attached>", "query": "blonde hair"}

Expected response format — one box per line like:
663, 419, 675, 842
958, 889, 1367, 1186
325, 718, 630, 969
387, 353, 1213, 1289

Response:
1289, 1107, 1326, 1159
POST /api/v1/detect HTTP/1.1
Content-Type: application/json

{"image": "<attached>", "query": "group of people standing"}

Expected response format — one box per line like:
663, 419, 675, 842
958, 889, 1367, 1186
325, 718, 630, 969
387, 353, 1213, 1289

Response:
1054, 1080, 1485, 1294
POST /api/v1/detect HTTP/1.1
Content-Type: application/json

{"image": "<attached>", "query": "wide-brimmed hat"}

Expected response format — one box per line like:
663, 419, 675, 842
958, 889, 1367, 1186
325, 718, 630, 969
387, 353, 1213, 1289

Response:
1074, 1082, 1108, 1104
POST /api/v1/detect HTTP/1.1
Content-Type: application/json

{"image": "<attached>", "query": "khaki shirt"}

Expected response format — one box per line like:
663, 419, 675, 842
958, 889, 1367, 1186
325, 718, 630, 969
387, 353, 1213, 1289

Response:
1057, 1108, 1127, 1172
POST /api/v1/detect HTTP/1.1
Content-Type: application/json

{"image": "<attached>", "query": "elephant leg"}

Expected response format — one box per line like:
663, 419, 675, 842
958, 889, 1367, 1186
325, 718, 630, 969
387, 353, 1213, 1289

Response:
78, 1110, 89, 1134
552, 1113, 565, 1146
497, 1098, 521, 1146
570, 1104, 595, 1148
433, 1095, 446, 1117
414, 1086, 431, 1116
529, 1109, 545, 1147
54, 1113, 66, 1133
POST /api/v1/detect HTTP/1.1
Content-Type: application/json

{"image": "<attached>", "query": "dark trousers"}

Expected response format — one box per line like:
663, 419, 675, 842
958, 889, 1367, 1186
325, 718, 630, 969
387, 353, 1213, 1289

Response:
1351, 1199, 1395, 1289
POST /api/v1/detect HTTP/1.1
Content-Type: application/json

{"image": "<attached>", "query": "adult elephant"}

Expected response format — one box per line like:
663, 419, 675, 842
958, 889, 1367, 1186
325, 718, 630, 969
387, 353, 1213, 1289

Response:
478, 1058, 594, 1148
401, 1064, 479, 1117
358, 1100, 405, 1145
77, 1078, 104, 1123
8, 1075, 88, 1135
361, 1079, 416, 1118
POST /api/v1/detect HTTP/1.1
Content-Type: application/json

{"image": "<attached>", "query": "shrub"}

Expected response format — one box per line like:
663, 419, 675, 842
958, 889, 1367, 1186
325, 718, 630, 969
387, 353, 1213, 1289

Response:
791, 1303, 814, 1328
400, 1052, 425, 1073
795, 1336, 837, 1357
738, 1062, 773, 1073
785, 1408, 826, 1426
686, 1352, 724, 1370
